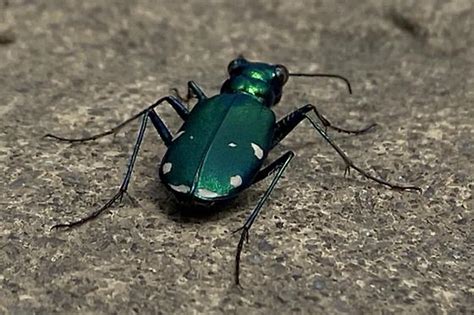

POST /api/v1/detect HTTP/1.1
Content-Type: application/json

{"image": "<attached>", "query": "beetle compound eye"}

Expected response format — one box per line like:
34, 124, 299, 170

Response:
227, 57, 247, 75
275, 65, 289, 84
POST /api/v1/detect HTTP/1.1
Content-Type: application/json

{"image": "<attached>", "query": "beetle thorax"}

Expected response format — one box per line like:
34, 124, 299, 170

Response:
220, 75, 278, 107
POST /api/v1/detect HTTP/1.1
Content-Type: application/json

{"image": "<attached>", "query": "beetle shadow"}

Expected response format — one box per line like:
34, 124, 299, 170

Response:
167, 198, 244, 224
146, 176, 251, 225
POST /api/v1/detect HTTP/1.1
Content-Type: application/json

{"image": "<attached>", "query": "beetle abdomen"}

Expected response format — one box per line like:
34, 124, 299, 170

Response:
159, 93, 275, 202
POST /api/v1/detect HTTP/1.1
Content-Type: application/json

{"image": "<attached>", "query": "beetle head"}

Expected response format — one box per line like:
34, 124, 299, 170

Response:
220, 57, 289, 107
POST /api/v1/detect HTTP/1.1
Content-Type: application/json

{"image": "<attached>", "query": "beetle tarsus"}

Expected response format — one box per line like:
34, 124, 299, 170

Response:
344, 165, 351, 177
51, 189, 125, 230
235, 227, 249, 286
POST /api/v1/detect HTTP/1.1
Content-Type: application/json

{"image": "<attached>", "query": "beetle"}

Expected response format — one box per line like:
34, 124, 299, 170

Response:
47, 57, 421, 285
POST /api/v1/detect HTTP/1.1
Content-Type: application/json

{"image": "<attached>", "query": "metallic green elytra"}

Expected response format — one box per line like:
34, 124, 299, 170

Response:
158, 58, 289, 204
48, 56, 421, 286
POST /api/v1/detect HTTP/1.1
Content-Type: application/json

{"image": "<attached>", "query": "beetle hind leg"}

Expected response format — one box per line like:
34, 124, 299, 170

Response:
303, 112, 421, 192
234, 151, 295, 286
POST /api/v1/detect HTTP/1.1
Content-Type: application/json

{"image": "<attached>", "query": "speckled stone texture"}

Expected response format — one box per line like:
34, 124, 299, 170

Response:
0, 1, 472, 314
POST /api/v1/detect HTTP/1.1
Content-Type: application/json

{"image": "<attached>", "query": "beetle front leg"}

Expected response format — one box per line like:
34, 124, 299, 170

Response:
171, 80, 207, 104
44, 95, 188, 143
234, 151, 295, 286
273, 104, 421, 192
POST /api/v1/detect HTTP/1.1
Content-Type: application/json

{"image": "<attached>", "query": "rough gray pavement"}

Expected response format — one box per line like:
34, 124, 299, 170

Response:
1, 1, 472, 314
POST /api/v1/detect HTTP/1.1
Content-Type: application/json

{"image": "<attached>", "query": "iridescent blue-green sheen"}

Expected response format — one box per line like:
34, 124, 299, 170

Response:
160, 93, 275, 201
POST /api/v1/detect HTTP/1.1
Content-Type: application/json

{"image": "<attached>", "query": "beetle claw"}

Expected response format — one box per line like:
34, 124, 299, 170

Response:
232, 226, 244, 235
50, 222, 70, 231
344, 165, 351, 177
232, 226, 250, 243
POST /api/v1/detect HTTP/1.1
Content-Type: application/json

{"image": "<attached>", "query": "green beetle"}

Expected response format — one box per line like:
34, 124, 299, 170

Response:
47, 57, 421, 285
160, 61, 279, 203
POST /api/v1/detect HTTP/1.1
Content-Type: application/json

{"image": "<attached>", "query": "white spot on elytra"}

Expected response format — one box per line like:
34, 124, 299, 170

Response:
173, 130, 185, 141
197, 189, 220, 198
228, 142, 237, 147
190, 135, 194, 140
169, 184, 190, 193
251, 143, 264, 159
162, 163, 172, 174
230, 175, 242, 188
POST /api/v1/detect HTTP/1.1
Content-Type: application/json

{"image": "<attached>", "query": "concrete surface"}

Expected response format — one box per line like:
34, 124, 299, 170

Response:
0, 1, 472, 314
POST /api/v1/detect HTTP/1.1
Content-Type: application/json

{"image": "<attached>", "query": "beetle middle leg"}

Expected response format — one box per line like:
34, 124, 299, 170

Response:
273, 104, 421, 192
273, 104, 375, 141
234, 151, 295, 286
45, 95, 188, 143
50, 105, 179, 229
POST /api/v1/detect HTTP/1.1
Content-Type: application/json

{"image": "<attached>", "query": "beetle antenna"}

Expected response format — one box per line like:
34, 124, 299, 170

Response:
289, 73, 352, 94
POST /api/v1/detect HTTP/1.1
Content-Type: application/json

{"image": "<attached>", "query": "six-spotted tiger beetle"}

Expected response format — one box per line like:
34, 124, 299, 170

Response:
46, 57, 421, 286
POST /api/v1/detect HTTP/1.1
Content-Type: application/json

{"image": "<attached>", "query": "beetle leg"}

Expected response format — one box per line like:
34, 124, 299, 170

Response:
44, 95, 188, 143
51, 111, 153, 230
171, 80, 207, 104
272, 104, 421, 192
187, 81, 207, 101
234, 151, 295, 286
147, 109, 173, 146
273, 104, 374, 147
312, 108, 376, 134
